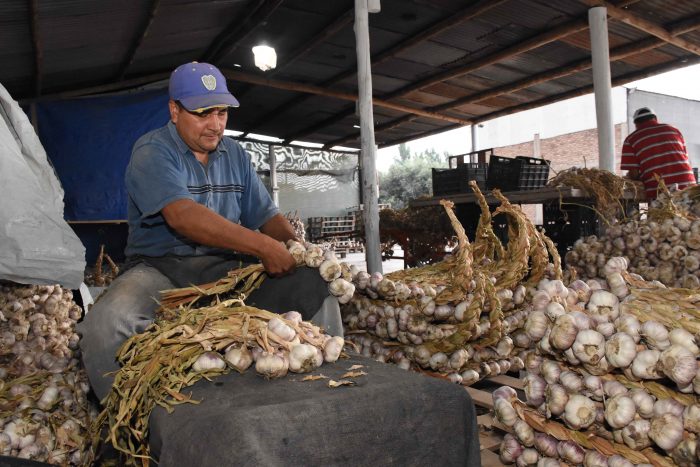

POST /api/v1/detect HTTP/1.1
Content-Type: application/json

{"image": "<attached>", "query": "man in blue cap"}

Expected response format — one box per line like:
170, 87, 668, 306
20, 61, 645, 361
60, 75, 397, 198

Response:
78, 62, 341, 401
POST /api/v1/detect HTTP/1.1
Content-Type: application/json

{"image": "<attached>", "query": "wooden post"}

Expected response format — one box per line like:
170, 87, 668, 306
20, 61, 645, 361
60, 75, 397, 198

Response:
588, 7, 616, 173
354, 0, 382, 274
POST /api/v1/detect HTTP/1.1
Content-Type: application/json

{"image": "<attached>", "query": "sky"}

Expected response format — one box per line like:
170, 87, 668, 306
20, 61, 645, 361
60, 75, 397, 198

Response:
376, 63, 700, 173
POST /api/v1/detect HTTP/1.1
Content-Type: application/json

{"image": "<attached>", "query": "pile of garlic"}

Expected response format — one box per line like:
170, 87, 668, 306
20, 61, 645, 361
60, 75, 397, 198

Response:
494, 257, 700, 466
0, 283, 96, 464
188, 308, 345, 380
566, 187, 700, 288
342, 279, 531, 384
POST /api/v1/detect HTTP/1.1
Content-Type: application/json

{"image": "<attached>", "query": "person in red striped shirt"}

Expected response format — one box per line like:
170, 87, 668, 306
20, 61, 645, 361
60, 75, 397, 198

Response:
620, 107, 696, 199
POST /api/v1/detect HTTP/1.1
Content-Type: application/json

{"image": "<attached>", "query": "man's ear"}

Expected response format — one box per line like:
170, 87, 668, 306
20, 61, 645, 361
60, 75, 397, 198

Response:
168, 100, 179, 123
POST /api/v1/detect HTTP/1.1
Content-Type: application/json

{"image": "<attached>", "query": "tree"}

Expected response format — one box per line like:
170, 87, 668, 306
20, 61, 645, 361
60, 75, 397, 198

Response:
378, 144, 449, 209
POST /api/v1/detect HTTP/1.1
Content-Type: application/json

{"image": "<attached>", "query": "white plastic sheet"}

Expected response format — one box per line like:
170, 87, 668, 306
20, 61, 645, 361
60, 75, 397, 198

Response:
0, 83, 85, 288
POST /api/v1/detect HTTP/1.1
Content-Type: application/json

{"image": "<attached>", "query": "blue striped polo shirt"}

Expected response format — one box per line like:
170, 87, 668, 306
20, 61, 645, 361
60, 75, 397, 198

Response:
125, 121, 278, 257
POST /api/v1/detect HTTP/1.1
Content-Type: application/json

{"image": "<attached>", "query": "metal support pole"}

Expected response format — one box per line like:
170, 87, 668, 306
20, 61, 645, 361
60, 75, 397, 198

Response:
588, 7, 616, 173
471, 124, 478, 153
354, 0, 382, 273
268, 144, 279, 207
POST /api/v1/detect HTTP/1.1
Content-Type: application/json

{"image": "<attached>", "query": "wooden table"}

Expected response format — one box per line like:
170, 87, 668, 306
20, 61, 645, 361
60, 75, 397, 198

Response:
409, 185, 644, 208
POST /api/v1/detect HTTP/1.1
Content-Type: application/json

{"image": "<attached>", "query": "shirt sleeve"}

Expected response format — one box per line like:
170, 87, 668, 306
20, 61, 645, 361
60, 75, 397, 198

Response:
619, 137, 637, 170
125, 141, 193, 221
237, 147, 279, 230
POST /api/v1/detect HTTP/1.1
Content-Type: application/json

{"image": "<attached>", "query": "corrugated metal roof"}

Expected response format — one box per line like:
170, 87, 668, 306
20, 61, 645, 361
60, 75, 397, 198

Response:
1, 0, 698, 148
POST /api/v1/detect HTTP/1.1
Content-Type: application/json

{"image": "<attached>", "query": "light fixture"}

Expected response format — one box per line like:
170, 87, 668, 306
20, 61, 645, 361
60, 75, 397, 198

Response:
252, 45, 277, 71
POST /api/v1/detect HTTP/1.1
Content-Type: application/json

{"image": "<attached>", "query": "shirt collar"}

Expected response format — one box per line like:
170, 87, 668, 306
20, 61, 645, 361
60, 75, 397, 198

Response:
166, 121, 228, 159
635, 118, 659, 130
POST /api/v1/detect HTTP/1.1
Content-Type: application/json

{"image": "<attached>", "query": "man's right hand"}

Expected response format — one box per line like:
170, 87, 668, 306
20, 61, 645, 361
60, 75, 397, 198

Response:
260, 237, 296, 277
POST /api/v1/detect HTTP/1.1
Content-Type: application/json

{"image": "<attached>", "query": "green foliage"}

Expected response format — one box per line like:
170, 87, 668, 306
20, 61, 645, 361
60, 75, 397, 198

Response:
379, 144, 449, 209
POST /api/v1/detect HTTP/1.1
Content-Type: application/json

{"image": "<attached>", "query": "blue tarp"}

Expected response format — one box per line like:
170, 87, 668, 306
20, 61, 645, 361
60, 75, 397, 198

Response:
37, 89, 170, 220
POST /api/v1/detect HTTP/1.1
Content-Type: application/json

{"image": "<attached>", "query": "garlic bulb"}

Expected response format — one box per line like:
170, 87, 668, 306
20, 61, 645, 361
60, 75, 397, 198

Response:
516, 448, 539, 467
683, 404, 700, 434
671, 438, 698, 467
559, 371, 583, 394
513, 419, 535, 447
500, 433, 524, 464
540, 359, 561, 385
556, 440, 585, 464
563, 394, 597, 429
653, 398, 684, 418
286, 240, 307, 265
322, 336, 344, 363
631, 349, 663, 380
192, 351, 226, 372
586, 290, 619, 324
621, 419, 651, 449
572, 330, 605, 365
289, 343, 320, 373
545, 384, 568, 418
669, 328, 700, 356
629, 389, 656, 419
604, 394, 636, 429
583, 374, 604, 401
640, 321, 670, 350
602, 380, 627, 398
614, 315, 641, 343
605, 332, 637, 368
319, 259, 342, 281
268, 317, 296, 341
224, 345, 254, 372
255, 352, 289, 379
494, 398, 519, 427
660, 344, 698, 386
525, 311, 549, 341
650, 412, 684, 451
524, 374, 546, 407
303, 244, 325, 267
607, 454, 634, 467
533, 433, 558, 458
583, 449, 608, 467
549, 314, 578, 350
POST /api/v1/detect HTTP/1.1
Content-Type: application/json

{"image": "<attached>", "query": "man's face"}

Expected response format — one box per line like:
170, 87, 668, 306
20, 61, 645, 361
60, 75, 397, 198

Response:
169, 100, 229, 155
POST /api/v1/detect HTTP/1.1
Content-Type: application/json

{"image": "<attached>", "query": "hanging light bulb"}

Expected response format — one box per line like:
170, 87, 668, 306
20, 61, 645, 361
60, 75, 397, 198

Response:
252, 45, 277, 71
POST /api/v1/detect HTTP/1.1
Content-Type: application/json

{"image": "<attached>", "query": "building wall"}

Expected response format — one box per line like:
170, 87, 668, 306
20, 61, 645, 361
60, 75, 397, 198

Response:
491, 123, 627, 176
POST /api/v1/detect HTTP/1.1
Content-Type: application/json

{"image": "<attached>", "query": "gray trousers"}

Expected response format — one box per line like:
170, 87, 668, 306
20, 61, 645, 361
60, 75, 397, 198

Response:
77, 257, 341, 401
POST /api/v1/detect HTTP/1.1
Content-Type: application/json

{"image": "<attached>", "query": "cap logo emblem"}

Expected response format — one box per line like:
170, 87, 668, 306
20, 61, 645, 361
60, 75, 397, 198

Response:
201, 75, 217, 91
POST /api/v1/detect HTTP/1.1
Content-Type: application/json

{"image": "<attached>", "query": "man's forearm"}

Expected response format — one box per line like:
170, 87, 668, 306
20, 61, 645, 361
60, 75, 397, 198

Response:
162, 199, 275, 257
260, 214, 297, 243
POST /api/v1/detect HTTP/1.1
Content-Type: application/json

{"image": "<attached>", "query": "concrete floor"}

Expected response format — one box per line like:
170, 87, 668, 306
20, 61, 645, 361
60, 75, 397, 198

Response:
342, 246, 406, 274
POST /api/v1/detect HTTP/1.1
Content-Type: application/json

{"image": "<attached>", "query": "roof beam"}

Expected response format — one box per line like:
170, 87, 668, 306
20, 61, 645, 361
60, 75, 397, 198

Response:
283, 0, 644, 145
378, 56, 700, 148
221, 69, 472, 126
29, 0, 42, 96
240, 0, 508, 137
286, 16, 591, 144
117, 0, 161, 80
202, 0, 284, 64
472, 56, 700, 125
234, 7, 354, 101
327, 12, 700, 148
581, 0, 700, 56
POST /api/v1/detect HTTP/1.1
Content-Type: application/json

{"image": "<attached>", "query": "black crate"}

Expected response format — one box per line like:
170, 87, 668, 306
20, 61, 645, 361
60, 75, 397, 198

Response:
543, 203, 599, 258
516, 156, 550, 190
487, 155, 550, 191
432, 163, 488, 196
486, 155, 520, 191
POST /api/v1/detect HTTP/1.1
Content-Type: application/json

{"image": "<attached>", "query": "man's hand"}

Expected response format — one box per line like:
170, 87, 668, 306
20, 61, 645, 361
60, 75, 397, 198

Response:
162, 200, 295, 274
260, 237, 296, 277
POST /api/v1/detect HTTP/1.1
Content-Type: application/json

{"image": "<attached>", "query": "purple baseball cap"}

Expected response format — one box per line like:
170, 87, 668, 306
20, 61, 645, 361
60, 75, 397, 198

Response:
169, 62, 240, 112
